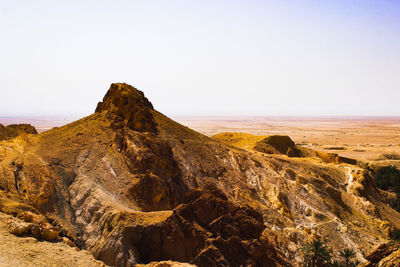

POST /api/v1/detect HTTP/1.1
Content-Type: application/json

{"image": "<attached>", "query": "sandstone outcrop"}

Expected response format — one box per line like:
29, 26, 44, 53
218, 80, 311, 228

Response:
254, 135, 301, 157
0, 193, 61, 241
359, 242, 400, 266
314, 150, 357, 165
212, 132, 301, 157
212, 132, 358, 165
0, 123, 37, 141
7, 220, 29, 236
0, 211, 105, 266
96, 83, 157, 133
94, 184, 285, 266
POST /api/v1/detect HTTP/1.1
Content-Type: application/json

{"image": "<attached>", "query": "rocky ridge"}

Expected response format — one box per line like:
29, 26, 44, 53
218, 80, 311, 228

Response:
0, 123, 37, 141
212, 132, 357, 164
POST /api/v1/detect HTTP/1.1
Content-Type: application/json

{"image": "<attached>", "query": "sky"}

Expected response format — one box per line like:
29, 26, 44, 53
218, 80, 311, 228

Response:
1, 0, 400, 117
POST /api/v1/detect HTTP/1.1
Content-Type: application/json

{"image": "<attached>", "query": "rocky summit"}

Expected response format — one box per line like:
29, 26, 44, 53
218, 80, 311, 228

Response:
0, 83, 399, 266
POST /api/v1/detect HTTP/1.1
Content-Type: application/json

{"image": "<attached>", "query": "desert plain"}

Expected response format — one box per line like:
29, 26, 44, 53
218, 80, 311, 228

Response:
174, 116, 400, 164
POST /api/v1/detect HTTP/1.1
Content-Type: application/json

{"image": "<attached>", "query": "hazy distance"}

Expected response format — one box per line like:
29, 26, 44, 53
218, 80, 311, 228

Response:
1, 0, 399, 117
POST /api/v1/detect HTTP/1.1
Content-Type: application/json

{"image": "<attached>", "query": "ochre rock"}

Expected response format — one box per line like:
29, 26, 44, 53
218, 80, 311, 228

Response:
315, 151, 357, 165
95, 83, 157, 133
378, 249, 400, 267
359, 242, 400, 266
212, 133, 303, 157
94, 184, 285, 267
0, 123, 37, 140
212, 132, 358, 165
41, 227, 61, 241
6, 124, 38, 135
254, 135, 300, 156
7, 220, 29, 236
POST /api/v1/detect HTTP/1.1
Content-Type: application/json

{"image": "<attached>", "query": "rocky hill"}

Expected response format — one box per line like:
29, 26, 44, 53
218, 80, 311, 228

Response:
0, 123, 37, 141
212, 132, 358, 165
0, 83, 399, 266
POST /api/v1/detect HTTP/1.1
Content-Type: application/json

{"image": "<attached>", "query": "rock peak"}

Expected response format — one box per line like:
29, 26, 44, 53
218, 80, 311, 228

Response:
95, 83, 157, 132
96, 83, 154, 111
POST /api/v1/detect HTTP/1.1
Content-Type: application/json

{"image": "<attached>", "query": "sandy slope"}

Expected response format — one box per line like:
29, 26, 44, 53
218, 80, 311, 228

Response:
0, 212, 105, 267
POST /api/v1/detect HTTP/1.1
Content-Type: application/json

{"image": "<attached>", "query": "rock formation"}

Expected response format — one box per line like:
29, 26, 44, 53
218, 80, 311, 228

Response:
254, 135, 301, 157
0, 123, 37, 141
0, 83, 399, 266
95, 83, 157, 133
93, 183, 285, 266
212, 132, 358, 164
359, 242, 400, 266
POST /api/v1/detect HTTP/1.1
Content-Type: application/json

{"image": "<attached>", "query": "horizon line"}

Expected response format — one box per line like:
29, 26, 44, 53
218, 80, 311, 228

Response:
2, 114, 400, 120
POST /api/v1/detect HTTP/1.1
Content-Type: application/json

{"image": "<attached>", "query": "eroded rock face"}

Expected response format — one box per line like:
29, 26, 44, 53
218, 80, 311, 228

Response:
0, 211, 105, 267
94, 184, 284, 267
315, 151, 357, 165
95, 83, 185, 211
359, 242, 400, 266
254, 135, 298, 155
0, 195, 61, 241
378, 249, 400, 267
113, 121, 185, 212
96, 83, 157, 133
6, 124, 38, 135
212, 132, 359, 165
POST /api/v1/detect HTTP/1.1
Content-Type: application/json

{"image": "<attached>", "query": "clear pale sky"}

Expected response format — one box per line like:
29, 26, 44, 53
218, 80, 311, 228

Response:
1, 0, 399, 117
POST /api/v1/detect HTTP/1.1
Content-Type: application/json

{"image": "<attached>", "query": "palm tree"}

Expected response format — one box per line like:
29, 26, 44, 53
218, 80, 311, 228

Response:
339, 248, 356, 267
301, 239, 333, 267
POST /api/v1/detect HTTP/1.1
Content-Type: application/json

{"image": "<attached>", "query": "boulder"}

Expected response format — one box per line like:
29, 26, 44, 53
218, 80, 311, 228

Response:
7, 220, 29, 236
41, 227, 61, 241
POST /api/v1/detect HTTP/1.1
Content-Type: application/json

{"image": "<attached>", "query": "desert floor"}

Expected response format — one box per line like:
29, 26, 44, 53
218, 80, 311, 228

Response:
174, 116, 400, 162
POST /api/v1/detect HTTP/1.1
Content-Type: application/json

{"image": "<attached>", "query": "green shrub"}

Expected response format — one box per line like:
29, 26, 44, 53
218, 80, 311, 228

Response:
374, 166, 400, 191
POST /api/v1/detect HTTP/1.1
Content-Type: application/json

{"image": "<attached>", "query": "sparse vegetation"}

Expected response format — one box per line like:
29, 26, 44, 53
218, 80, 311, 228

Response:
370, 165, 400, 211
301, 239, 332, 267
374, 166, 400, 191
339, 248, 356, 267
301, 239, 359, 267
